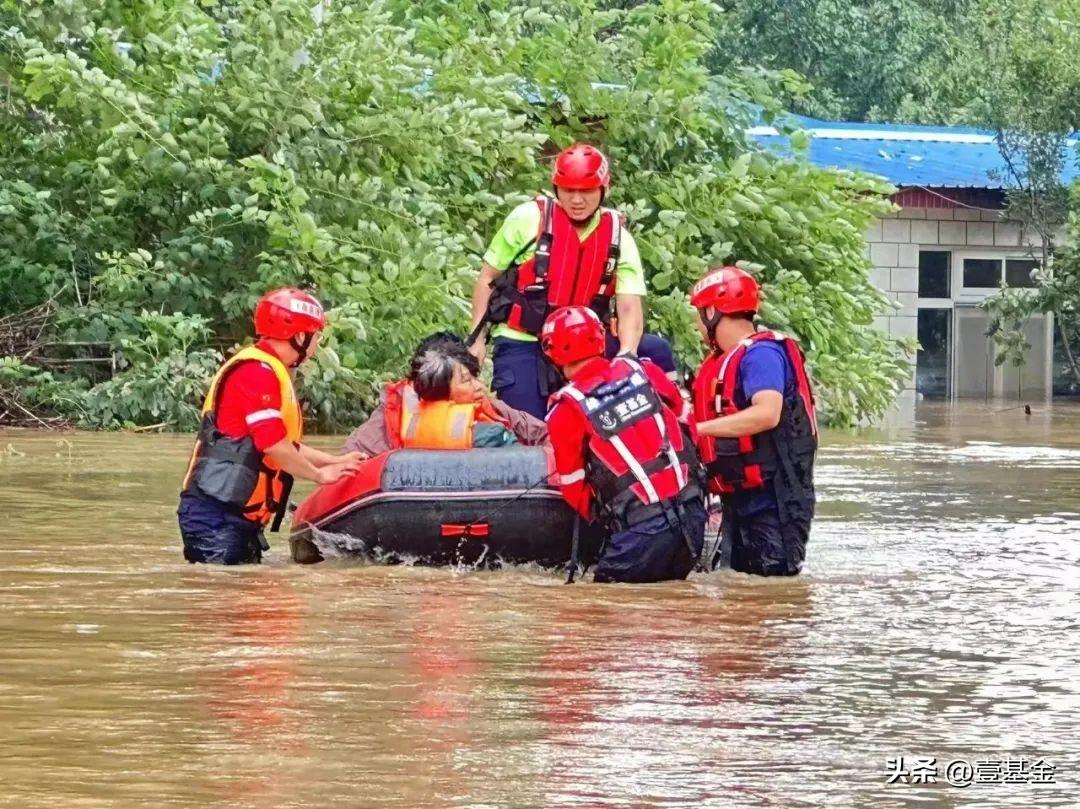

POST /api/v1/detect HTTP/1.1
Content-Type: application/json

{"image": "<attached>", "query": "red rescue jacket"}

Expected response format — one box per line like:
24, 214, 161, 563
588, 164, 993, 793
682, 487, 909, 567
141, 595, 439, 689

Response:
487, 196, 623, 335
692, 330, 817, 495
547, 356, 700, 525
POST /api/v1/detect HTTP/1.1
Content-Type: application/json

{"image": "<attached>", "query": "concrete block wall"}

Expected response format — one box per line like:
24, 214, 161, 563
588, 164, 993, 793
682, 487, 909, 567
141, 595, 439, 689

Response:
865, 205, 1044, 391
884, 206, 1046, 250
867, 212, 920, 389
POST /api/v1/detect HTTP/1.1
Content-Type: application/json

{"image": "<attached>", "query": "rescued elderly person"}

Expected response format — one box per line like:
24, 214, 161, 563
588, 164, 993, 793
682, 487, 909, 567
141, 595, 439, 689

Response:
344, 332, 548, 455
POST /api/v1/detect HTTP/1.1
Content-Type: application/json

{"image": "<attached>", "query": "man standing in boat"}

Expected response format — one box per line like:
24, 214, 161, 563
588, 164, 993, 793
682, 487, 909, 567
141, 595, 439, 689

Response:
467, 143, 647, 419
689, 267, 818, 576
178, 288, 362, 565
541, 306, 706, 583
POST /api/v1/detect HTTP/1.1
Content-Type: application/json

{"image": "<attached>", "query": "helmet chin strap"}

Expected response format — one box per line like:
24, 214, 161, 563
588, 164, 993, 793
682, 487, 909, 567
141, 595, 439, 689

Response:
288, 332, 314, 367
699, 308, 722, 350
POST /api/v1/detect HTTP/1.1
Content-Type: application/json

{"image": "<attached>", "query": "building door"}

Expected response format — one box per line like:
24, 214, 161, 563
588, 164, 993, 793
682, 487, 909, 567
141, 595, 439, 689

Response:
1001, 314, 1050, 399
952, 307, 1051, 400
952, 305, 994, 399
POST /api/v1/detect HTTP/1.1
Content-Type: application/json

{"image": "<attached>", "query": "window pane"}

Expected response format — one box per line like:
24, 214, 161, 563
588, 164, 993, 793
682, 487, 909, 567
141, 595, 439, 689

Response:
1005, 258, 1039, 288
962, 258, 1001, 288
918, 251, 951, 298
917, 308, 951, 398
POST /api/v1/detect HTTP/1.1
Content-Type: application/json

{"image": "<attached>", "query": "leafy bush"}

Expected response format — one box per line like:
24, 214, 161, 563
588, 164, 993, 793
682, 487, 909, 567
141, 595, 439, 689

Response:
0, 356, 86, 423
1, 0, 910, 429
79, 312, 221, 429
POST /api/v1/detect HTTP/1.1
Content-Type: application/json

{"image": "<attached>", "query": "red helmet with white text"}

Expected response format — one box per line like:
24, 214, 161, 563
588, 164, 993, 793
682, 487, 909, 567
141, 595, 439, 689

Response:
689, 266, 760, 315
254, 288, 326, 340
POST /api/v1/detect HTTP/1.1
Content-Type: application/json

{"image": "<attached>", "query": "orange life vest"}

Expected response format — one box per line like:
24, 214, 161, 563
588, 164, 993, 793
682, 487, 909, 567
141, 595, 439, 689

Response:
182, 346, 303, 527
382, 380, 510, 450
402, 400, 479, 450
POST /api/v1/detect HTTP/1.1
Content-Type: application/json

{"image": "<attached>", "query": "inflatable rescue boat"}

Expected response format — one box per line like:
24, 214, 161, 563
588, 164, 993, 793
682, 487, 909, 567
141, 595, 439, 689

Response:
290, 447, 598, 567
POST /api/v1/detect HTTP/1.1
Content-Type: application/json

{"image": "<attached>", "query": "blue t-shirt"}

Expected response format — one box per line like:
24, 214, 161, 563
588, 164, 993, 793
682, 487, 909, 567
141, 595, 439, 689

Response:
736, 341, 792, 407
730, 341, 792, 515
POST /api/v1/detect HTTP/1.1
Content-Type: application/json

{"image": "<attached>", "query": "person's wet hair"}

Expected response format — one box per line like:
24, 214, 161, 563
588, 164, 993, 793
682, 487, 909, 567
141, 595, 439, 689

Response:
411, 331, 463, 364
412, 350, 458, 401
409, 333, 479, 401
457, 346, 480, 378
409, 332, 479, 384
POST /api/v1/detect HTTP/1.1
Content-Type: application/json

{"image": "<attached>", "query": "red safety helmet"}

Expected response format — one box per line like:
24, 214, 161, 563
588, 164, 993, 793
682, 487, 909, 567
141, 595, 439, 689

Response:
541, 306, 606, 366
552, 144, 610, 190
254, 288, 326, 340
689, 266, 760, 315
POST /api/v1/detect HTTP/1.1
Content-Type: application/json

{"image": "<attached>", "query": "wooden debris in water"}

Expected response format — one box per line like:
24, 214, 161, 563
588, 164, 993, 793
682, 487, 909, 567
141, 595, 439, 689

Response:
0, 299, 72, 430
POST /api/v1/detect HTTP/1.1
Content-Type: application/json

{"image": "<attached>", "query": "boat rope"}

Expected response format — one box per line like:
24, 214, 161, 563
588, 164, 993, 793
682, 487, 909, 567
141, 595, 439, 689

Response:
460, 472, 596, 582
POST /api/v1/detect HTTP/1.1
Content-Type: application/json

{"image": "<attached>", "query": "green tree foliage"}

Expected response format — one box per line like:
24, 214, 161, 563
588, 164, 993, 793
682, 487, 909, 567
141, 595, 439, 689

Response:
718, 0, 982, 123
1, 0, 909, 430
971, 0, 1080, 385
723, 0, 1080, 389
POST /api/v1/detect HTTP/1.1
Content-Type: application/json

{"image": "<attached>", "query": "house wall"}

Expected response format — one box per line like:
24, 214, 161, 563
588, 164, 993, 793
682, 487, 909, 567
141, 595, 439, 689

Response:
866, 205, 1048, 396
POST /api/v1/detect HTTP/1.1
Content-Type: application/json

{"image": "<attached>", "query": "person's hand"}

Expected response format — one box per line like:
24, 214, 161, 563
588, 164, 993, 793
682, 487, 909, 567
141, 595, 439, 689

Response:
338, 451, 368, 464
316, 465, 345, 486
468, 339, 486, 365
316, 460, 360, 485
337, 454, 364, 474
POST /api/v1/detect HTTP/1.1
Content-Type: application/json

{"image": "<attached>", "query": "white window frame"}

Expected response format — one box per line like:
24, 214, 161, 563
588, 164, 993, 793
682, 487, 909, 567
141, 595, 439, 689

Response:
915, 249, 954, 398
915, 306, 953, 399
953, 250, 1042, 304
910, 248, 1051, 400
1002, 256, 1041, 290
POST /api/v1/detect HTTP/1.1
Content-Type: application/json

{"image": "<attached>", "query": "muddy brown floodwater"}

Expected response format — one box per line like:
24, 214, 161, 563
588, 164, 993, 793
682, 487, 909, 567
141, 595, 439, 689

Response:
1, 401, 1078, 808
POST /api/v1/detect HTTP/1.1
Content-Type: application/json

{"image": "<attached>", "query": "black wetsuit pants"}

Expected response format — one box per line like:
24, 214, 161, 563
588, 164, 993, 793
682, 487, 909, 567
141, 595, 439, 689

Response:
593, 498, 706, 584
178, 492, 265, 565
720, 501, 811, 577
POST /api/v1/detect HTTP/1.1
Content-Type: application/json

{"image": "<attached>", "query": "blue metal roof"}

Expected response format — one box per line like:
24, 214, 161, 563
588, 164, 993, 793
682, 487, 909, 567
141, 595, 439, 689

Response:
751, 117, 1078, 189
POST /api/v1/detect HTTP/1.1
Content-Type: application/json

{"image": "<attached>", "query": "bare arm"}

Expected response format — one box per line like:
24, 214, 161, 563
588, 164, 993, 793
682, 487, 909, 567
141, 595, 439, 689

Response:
299, 444, 365, 467
696, 390, 783, 438
614, 293, 643, 354
468, 263, 501, 359
265, 440, 360, 485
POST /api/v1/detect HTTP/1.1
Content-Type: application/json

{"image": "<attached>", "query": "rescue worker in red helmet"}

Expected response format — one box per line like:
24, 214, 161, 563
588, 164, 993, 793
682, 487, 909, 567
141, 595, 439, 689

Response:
689, 267, 818, 576
542, 306, 706, 583
468, 143, 647, 419
178, 288, 363, 564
